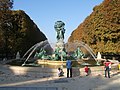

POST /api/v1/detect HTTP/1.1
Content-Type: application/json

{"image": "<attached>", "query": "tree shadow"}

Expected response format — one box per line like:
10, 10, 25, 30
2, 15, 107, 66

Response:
111, 71, 120, 77
0, 65, 56, 86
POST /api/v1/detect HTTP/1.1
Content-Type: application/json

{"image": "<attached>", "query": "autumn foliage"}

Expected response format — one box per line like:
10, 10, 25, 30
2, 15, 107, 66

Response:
0, 10, 47, 56
68, 0, 120, 54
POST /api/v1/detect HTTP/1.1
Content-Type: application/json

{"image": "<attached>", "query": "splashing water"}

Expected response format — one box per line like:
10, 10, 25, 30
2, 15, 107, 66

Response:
66, 41, 100, 65
22, 40, 52, 66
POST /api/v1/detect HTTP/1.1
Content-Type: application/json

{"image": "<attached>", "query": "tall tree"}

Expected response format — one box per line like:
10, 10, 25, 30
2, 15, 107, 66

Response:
68, 0, 120, 54
0, 0, 13, 58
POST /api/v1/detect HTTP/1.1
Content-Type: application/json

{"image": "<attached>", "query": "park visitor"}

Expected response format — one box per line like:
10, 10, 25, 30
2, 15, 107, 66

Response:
58, 68, 64, 77
104, 59, 112, 78
84, 65, 91, 76
66, 59, 72, 78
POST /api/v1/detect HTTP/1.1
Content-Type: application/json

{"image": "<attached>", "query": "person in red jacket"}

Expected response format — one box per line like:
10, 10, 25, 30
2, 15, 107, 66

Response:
104, 59, 112, 78
84, 65, 89, 76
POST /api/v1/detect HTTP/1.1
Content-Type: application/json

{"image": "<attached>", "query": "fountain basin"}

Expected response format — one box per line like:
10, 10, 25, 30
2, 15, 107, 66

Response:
36, 58, 99, 68
37, 59, 81, 68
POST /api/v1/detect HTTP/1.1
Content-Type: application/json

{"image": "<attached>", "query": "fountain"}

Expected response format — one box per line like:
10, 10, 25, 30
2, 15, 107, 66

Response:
1, 21, 119, 79
20, 21, 101, 68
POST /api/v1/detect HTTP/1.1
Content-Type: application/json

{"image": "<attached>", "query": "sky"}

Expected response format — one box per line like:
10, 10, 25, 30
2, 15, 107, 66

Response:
13, 0, 103, 44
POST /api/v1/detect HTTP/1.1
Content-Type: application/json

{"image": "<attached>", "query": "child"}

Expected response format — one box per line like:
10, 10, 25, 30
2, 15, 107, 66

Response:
84, 65, 90, 76
58, 68, 64, 77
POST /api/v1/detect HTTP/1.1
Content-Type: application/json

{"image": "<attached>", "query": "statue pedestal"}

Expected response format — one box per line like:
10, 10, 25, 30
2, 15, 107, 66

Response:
55, 40, 65, 50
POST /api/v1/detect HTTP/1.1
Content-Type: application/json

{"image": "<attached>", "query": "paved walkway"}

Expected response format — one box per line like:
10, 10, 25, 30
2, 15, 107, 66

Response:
0, 65, 120, 90
0, 87, 58, 90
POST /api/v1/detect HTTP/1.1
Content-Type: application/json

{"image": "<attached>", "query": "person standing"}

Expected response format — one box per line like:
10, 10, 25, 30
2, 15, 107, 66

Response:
104, 59, 112, 78
66, 59, 72, 78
